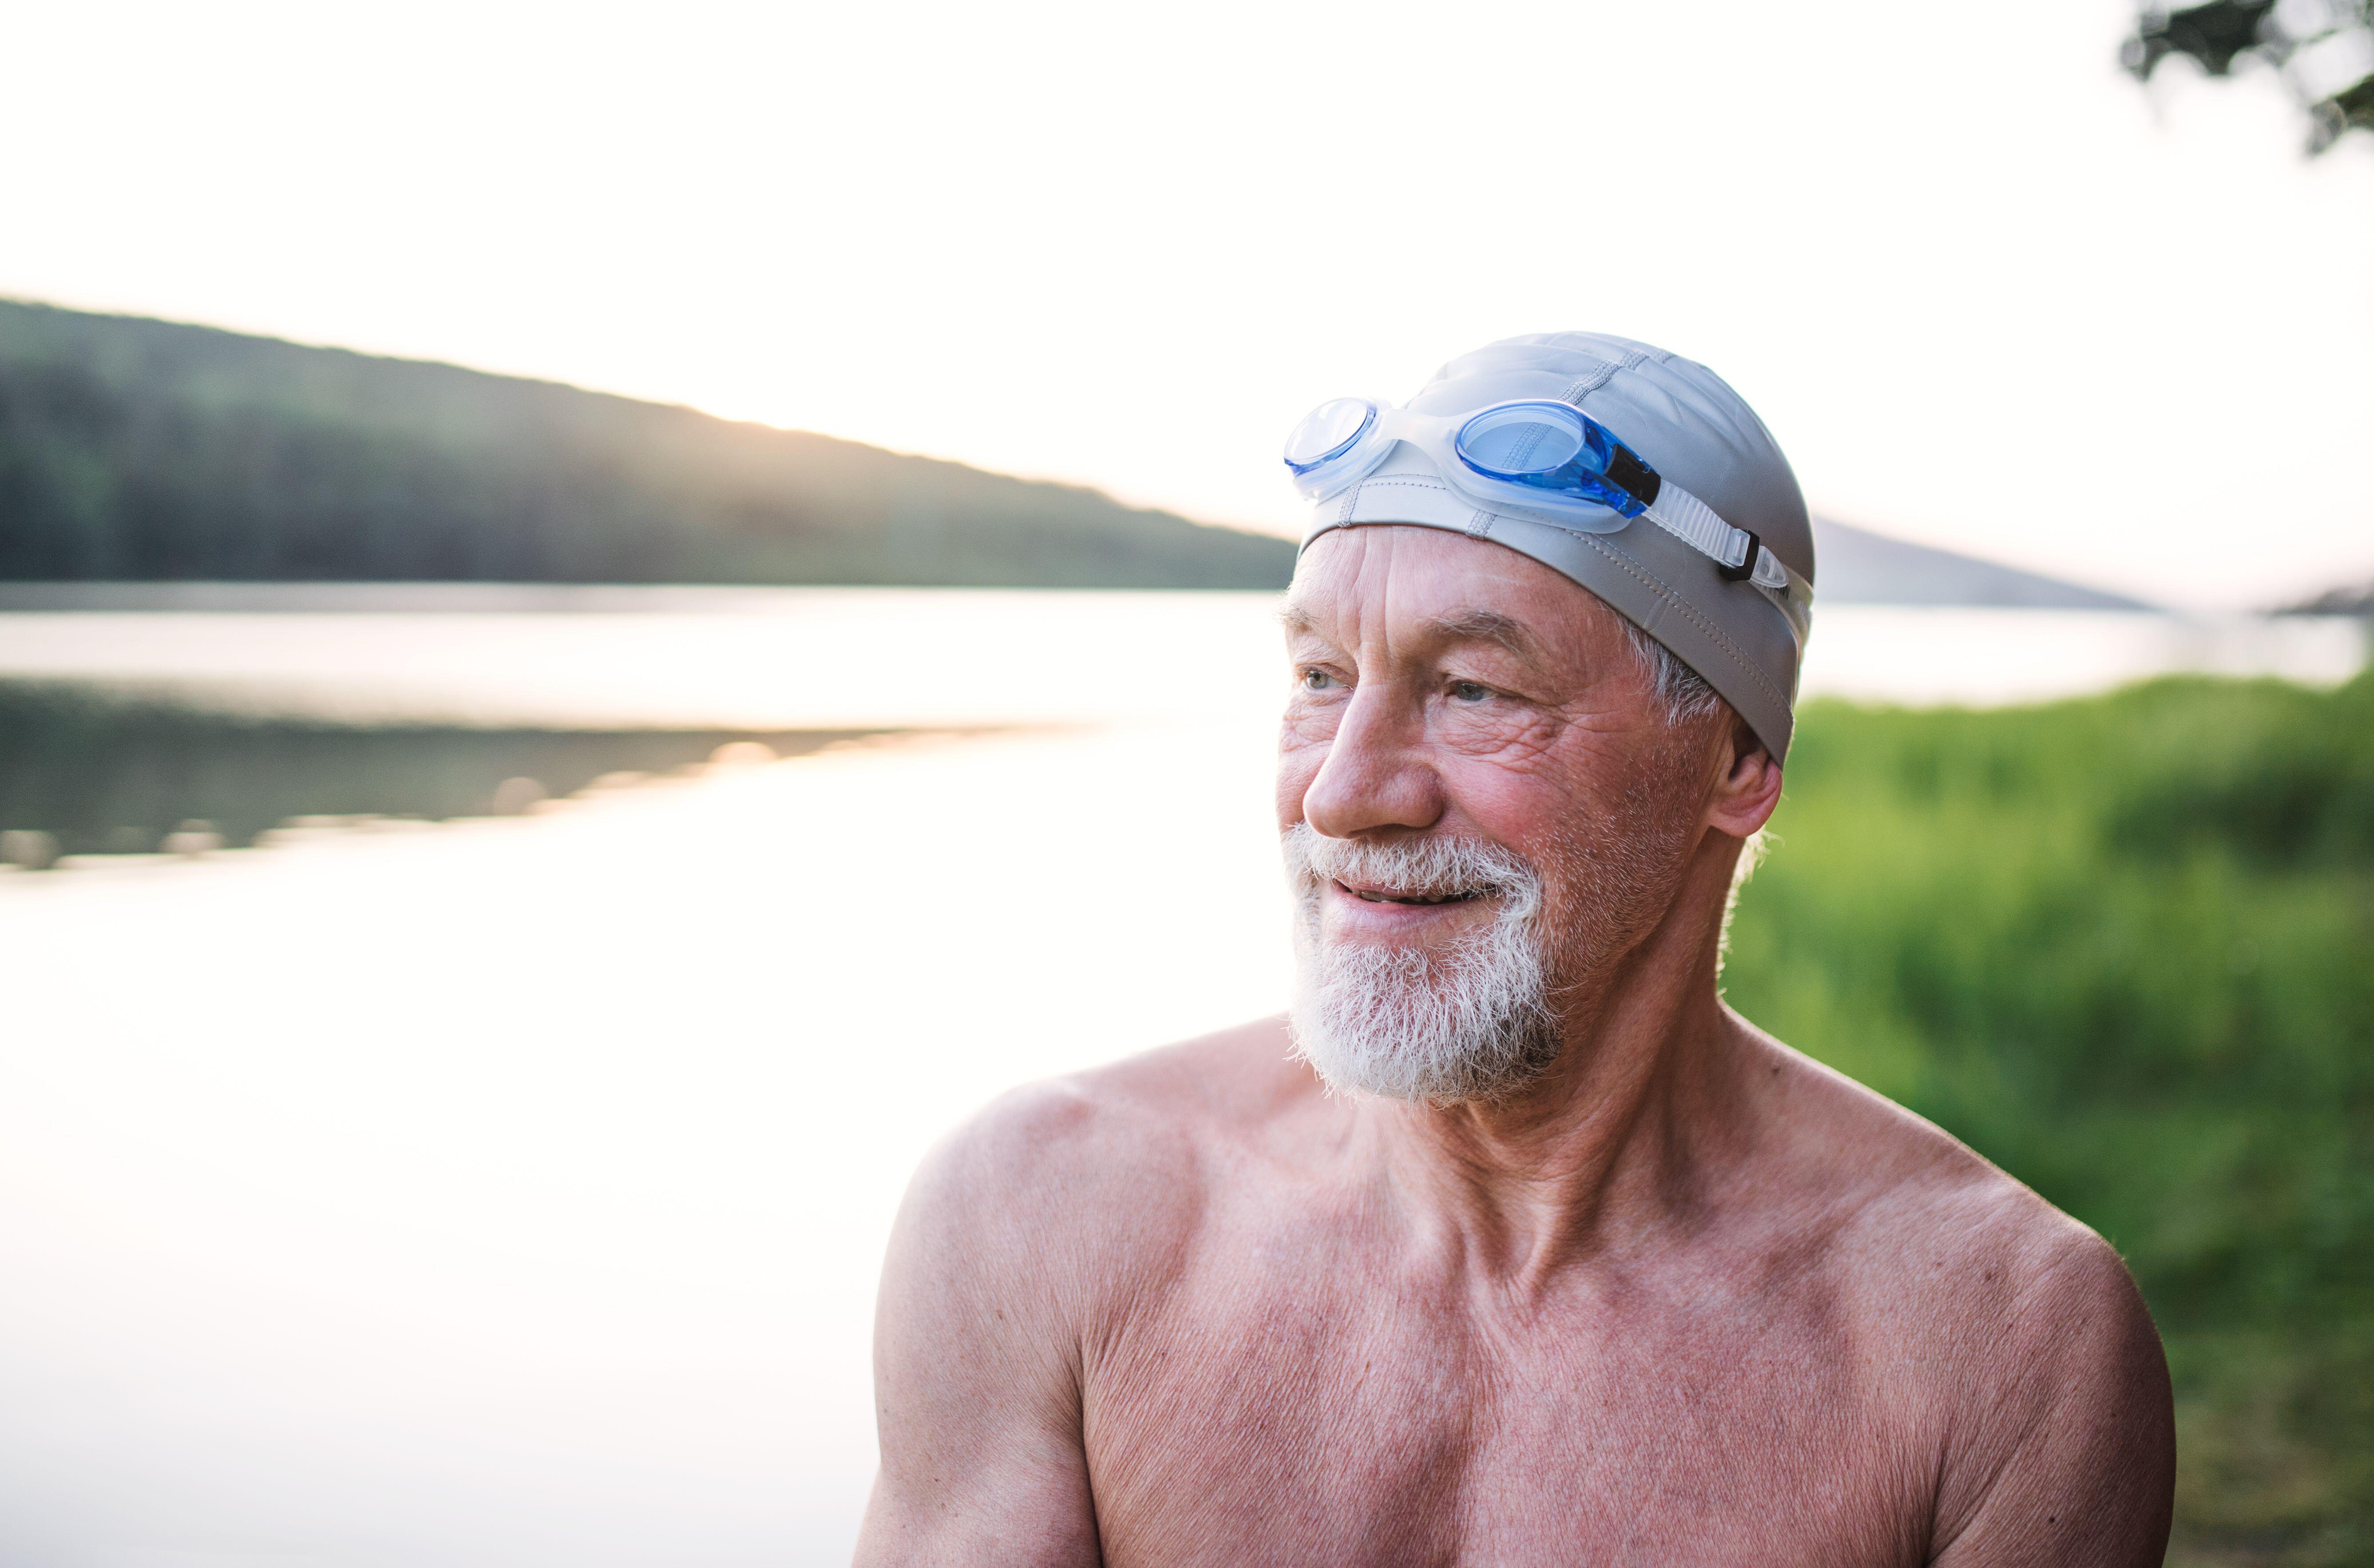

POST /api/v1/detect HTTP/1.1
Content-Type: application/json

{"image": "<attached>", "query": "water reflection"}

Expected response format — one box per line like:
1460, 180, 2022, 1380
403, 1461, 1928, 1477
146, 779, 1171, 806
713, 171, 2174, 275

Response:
0, 679, 893, 862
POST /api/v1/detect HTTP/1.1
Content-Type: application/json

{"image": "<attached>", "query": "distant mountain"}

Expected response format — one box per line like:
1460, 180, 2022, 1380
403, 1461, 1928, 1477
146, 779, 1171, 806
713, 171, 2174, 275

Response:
0, 301, 1294, 589
0, 300, 2170, 605
1810, 517, 2150, 610
2282, 579, 2374, 615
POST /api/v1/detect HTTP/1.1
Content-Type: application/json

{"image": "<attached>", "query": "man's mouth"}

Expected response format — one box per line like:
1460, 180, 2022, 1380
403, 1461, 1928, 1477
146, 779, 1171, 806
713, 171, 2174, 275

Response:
1340, 881, 1482, 907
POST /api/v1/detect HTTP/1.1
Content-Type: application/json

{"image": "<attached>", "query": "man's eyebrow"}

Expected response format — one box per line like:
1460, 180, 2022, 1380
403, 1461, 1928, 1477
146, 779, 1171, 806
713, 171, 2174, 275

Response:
1278, 602, 1324, 639
1427, 608, 1544, 661
1277, 603, 1545, 661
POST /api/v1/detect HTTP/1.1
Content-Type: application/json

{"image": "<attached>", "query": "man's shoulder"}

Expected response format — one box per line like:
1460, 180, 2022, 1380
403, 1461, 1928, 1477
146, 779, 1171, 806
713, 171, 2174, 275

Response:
1747, 1043, 2178, 1556
1069, 1013, 1320, 1136
903, 1018, 1319, 1273
1743, 1031, 2158, 1395
953, 1013, 1311, 1159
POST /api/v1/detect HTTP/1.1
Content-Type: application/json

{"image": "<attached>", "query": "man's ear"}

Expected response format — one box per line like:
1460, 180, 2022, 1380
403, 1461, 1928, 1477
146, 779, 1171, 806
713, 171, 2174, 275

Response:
1706, 714, 1783, 839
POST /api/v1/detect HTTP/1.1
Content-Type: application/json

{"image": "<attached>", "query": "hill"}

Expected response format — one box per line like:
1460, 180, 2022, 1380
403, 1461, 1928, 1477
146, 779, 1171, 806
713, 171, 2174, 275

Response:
0, 301, 1295, 589
0, 299, 2172, 604
1810, 516, 2149, 609
2284, 578, 2374, 616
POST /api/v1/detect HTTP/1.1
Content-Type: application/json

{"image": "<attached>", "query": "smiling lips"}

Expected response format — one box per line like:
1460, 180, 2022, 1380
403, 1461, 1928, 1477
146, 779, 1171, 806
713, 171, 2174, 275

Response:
1341, 881, 1482, 907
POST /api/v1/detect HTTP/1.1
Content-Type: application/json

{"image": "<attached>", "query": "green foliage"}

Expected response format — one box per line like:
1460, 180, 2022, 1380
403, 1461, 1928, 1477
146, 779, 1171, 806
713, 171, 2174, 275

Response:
2125, 0, 2374, 155
1724, 671, 2374, 1565
0, 300, 1295, 589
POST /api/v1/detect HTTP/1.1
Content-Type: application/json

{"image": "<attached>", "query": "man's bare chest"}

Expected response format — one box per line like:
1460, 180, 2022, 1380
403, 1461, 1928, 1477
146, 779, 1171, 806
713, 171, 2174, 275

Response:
1078, 1242, 1934, 1566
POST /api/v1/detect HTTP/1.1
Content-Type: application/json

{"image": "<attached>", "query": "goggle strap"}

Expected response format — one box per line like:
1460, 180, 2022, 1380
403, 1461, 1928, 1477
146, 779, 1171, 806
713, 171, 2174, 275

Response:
1645, 485, 1799, 597
1643, 485, 1748, 568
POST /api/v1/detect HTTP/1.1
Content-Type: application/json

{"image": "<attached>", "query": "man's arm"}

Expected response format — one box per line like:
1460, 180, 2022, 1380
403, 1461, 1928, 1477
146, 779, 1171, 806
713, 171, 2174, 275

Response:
1928, 1226, 2175, 1567
854, 1089, 1103, 1568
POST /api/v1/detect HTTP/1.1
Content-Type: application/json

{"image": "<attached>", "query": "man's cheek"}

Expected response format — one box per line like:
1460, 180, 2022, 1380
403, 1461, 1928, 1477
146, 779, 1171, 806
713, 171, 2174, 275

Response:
1433, 738, 1574, 832
1278, 701, 1339, 750
1275, 737, 1327, 824
1436, 708, 1567, 774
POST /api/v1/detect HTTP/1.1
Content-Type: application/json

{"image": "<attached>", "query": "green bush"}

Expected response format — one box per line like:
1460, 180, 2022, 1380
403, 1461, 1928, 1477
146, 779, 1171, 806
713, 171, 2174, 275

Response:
1724, 669, 2374, 1567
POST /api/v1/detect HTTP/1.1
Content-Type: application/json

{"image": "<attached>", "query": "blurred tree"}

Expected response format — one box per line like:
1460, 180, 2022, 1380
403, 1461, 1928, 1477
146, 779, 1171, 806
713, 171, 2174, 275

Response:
2124, 0, 2374, 152
0, 301, 1297, 591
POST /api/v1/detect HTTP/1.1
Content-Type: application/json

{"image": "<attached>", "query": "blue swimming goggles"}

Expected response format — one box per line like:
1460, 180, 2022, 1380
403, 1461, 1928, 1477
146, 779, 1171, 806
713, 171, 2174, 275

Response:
1284, 397, 1794, 593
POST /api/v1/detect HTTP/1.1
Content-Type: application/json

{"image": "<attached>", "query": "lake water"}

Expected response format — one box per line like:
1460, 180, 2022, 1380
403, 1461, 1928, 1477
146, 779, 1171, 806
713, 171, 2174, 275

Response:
0, 584, 2362, 726
0, 588, 2362, 1568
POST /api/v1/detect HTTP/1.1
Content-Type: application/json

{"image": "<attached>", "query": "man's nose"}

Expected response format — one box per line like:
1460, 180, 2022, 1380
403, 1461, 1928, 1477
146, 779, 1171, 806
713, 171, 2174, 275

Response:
1299, 682, 1445, 838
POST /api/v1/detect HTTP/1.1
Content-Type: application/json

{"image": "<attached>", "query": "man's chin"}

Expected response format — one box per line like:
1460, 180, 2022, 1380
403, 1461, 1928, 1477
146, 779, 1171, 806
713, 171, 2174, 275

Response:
1289, 1010, 1562, 1106
1288, 953, 1561, 1106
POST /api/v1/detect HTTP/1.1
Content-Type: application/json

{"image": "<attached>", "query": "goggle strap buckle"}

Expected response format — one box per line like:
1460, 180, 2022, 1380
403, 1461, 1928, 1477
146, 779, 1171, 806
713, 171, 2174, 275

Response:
1749, 547, 1793, 593
1716, 529, 1763, 583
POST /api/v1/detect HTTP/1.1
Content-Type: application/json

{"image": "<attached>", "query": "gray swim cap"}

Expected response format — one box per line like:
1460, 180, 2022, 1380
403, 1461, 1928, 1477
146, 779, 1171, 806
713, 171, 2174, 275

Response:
1299, 332, 1814, 761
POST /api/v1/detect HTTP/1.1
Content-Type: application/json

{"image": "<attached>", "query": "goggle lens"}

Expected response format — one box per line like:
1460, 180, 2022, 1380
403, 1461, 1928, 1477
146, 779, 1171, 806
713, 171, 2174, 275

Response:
1283, 398, 1378, 475
1454, 403, 1593, 479
1454, 401, 1654, 517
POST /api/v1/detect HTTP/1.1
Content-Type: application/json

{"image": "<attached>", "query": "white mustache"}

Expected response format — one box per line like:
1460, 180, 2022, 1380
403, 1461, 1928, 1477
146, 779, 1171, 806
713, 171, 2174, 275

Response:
1282, 823, 1543, 919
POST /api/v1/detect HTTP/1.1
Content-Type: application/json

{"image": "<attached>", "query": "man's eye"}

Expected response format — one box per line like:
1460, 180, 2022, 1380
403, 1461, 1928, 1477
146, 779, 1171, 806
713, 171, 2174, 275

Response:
1300, 668, 1336, 691
1449, 680, 1491, 703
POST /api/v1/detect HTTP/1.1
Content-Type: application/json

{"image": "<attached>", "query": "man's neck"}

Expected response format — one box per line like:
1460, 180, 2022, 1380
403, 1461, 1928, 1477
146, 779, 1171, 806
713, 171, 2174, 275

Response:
1361, 845, 1755, 1288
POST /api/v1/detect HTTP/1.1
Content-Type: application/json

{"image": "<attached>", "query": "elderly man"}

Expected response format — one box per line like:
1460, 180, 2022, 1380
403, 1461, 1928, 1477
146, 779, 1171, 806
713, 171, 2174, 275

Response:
856, 334, 2174, 1565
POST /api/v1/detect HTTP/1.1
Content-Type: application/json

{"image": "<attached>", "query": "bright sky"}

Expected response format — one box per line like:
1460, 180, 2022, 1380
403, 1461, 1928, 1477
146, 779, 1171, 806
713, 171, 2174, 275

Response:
4, 0, 2369, 608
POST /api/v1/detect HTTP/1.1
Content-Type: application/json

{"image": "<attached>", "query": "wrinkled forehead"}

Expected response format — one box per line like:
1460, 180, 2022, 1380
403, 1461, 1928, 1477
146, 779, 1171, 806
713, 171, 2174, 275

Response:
1284, 524, 1632, 668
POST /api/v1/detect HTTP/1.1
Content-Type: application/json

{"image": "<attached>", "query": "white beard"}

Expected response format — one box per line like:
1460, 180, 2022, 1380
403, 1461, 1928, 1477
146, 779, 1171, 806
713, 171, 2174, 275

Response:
1283, 824, 1560, 1104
